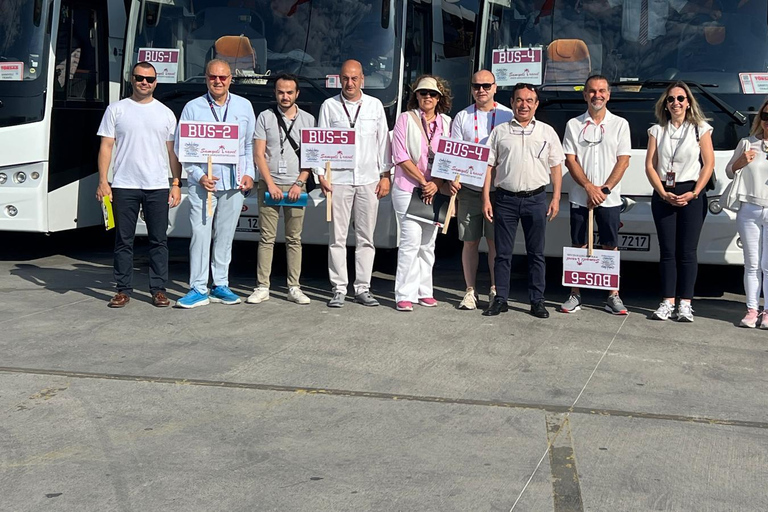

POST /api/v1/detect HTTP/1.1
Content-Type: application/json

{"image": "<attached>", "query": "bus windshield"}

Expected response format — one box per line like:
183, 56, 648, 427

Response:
132, 0, 396, 89
0, 0, 47, 82
482, 0, 768, 94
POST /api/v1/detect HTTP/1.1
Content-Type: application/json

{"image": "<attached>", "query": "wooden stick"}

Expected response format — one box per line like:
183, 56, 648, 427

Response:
587, 207, 594, 257
207, 156, 213, 218
441, 175, 461, 234
325, 162, 333, 223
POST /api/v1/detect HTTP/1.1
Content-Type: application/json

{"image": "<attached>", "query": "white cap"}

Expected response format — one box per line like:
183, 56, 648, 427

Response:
413, 77, 441, 94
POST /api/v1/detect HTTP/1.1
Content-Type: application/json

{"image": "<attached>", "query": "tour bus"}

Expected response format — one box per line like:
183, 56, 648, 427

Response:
476, 0, 767, 265
0, 0, 127, 232
126, 0, 481, 247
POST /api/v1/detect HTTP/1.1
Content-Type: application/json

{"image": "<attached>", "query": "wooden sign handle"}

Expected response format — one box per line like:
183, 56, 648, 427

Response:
441, 175, 461, 234
325, 162, 333, 223
207, 156, 213, 218
587, 207, 594, 257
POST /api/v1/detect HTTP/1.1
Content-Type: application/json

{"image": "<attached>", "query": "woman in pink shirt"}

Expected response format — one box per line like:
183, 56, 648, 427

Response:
391, 75, 453, 311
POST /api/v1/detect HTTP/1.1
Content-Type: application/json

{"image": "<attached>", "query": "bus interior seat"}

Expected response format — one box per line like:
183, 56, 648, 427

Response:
214, 35, 265, 74
544, 39, 590, 86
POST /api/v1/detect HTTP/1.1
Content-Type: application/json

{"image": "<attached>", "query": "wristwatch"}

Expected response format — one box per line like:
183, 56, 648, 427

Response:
692, 191, 699, 199
294, 179, 305, 187
171, 178, 181, 187
600, 186, 611, 194
380, 172, 391, 179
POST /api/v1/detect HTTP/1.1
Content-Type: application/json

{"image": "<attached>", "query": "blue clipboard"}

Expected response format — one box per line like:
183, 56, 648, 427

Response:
264, 192, 308, 207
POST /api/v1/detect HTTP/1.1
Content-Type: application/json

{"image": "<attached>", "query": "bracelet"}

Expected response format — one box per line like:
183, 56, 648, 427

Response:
692, 191, 699, 199
171, 178, 181, 186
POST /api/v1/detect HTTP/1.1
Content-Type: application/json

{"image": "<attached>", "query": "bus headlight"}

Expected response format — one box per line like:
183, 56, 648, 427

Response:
6, 205, 18, 217
13, 172, 26, 184
708, 198, 722, 214
0, 173, 6, 185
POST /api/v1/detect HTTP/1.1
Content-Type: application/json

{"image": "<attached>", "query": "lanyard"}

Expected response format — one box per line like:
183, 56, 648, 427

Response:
206, 92, 230, 122
278, 114, 297, 156
667, 122, 689, 167
422, 116, 438, 146
473, 103, 496, 144
341, 96, 362, 128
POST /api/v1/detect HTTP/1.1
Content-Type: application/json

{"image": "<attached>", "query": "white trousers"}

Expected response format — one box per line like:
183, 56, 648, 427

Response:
188, 183, 244, 294
391, 184, 438, 303
736, 202, 768, 310
328, 183, 379, 295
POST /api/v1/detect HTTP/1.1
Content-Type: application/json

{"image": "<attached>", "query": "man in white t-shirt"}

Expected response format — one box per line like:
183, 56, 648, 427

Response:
450, 69, 514, 310
96, 62, 181, 309
560, 75, 631, 315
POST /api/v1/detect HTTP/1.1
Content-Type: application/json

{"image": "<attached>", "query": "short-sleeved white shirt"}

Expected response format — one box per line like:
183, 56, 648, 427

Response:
450, 102, 514, 191
648, 121, 712, 184
487, 118, 565, 193
562, 109, 631, 208
97, 98, 177, 189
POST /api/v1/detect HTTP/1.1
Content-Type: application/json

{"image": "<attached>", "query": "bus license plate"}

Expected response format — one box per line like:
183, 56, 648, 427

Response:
595, 233, 650, 251
236, 216, 259, 233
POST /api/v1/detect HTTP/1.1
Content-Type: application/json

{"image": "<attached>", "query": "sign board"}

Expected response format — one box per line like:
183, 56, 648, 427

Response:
492, 47, 543, 86
739, 73, 768, 94
300, 128, 356, 168
431, 138, 490, 188
562, 247, 620, 290
0, 62, 23, 81
177, 121, 240, 164
138, 48, 180, 83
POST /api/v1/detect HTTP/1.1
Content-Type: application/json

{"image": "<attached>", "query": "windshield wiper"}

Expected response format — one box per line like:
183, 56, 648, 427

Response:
639, 80, 747, 125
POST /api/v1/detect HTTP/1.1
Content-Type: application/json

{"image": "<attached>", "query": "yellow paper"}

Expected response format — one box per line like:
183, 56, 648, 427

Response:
102, 196, 115, 231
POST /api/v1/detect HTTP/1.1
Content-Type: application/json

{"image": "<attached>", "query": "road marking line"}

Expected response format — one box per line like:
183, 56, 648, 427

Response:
546, 414, 584, 512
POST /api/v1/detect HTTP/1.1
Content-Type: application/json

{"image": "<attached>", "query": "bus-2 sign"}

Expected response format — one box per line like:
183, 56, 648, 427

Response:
562, 247, 620, 290
430, 138, 490, 188
177, 121, 239, 164
300, 128, 356, 168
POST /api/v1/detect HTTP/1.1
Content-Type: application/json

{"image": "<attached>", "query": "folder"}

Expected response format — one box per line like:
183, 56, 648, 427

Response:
101, 196, 115, 231
405, 188, 450, 227
265, 191, 308, 207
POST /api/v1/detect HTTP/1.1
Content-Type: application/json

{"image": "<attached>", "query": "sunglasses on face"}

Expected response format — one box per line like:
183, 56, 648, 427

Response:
207, 74, 231, 82
759, 111, 768, 122
471, 83, 494, 91
133, 75, 157, 84
417, 90, 440, 98
666, 95, 687, 104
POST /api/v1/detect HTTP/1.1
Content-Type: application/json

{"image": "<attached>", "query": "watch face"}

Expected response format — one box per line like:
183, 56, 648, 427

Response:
601, 187, 610, 194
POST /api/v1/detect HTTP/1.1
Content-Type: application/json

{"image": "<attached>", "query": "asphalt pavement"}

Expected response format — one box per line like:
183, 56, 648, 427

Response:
0, 229, 766, 512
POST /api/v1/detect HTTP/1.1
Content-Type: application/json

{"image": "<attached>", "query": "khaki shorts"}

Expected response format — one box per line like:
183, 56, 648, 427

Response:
457, 187, 494, 241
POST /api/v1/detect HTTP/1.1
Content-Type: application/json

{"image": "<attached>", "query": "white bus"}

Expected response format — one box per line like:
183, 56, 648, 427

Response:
126, 0, 482, 247
476, 0, 768, 264
0, 0, 127, 232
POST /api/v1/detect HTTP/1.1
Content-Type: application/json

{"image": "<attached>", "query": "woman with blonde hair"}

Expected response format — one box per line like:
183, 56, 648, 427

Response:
645, 81, 714, 322
723, 97, 768, 327
390, 75, 453, 311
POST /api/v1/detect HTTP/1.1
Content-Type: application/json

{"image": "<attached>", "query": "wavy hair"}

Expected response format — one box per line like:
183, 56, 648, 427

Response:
406, 74, 453, 114
653, 81, 710, 127
749, 97, 768, 138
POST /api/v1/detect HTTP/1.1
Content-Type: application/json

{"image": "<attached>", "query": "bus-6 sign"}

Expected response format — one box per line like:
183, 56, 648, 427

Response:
300, 128, 356, 168
430, 138, 490, 188
178, 121, 239, 164
561, 247, 620, 291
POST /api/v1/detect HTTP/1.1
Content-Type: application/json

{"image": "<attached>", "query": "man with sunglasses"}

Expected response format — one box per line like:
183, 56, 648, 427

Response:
560, 75, 631, 315
96, 62, 181, 308
449, 70, 514, 311
174, 59, 256, 308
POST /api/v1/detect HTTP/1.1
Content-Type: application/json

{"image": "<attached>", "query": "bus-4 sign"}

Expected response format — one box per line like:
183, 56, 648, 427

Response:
138, 48, 179, 83
178, 121, 239, 164
492, 47, 543, 86
431, 138, 490, 188
562, 247, 620, 290
300, 128, 356, 168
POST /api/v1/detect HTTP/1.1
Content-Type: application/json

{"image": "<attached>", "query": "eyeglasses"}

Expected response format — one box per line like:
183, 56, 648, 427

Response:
759, 111, 768, 122
417, 90, 440, 98
666, 95, 687, 104
207, 74, 231, 82
580, 122, 605, 145
471, 83, 494, 91
133, 75, 157, 84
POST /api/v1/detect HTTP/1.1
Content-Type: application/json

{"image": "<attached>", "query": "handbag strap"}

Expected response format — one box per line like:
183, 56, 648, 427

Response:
273, 105, 301, 158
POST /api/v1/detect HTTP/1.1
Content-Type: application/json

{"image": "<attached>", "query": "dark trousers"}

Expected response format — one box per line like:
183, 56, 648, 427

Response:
493, 189, 548, 303
651, 182, 707, 299
113, 188, 170, 295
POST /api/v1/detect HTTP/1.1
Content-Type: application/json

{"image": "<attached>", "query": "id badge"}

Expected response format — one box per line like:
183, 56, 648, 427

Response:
665, 170, 676, 188
278, 159, 288, 175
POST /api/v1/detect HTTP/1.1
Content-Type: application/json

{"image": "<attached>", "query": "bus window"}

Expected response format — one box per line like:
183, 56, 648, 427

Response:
54, 3, 105, 103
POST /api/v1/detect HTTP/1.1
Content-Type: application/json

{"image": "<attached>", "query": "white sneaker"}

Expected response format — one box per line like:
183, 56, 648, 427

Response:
458, 288, 478, 310
677, 301, 694, 322
246, 287, 270, 304
288, 286, 311, 305
652, 300, 675, 320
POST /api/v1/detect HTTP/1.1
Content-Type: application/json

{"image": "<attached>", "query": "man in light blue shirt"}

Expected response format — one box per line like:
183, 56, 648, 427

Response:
175, 59, 256, 308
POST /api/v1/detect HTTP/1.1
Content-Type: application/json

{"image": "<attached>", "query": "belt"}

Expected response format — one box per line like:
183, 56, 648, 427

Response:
497, 185, 546, 198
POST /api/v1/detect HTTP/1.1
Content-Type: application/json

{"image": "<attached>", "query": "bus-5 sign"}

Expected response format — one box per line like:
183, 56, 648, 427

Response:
300, 128, 356, 168
561, 247, 620, 290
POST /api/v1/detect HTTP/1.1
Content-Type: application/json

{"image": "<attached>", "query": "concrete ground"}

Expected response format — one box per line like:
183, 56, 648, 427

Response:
1, 229, 766, 512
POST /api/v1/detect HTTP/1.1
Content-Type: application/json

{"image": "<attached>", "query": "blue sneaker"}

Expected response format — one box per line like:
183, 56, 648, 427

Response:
209, 285, 241, 305
176, 289, 210, 309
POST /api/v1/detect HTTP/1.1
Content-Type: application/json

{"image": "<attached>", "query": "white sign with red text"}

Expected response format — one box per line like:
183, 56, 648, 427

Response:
562, 247, 620, 291
138, 48, 180, 83
0, 62, 24, 81
492, 47, 543, 86
430, 138, 490, 188
178, 121, 239, 164
300, 128, 356, 168
739, 73, 768, 94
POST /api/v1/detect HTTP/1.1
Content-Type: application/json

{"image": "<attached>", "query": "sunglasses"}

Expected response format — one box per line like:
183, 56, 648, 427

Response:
759, 111, 768, 122
666, 95, 687, 104
417, 90, 440, 98
133, 75, 157, 84
471, 83, 494, 91
207, 74, 231, 82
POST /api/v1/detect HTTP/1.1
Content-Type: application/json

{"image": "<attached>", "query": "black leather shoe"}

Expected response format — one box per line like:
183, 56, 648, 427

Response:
482, 298, 509, 316
530, 301, 549, 318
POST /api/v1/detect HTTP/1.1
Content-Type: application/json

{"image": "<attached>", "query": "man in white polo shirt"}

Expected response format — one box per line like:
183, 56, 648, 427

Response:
560, 74, 631, 315
316, 59, 392, 308
450, 69, 514, 310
